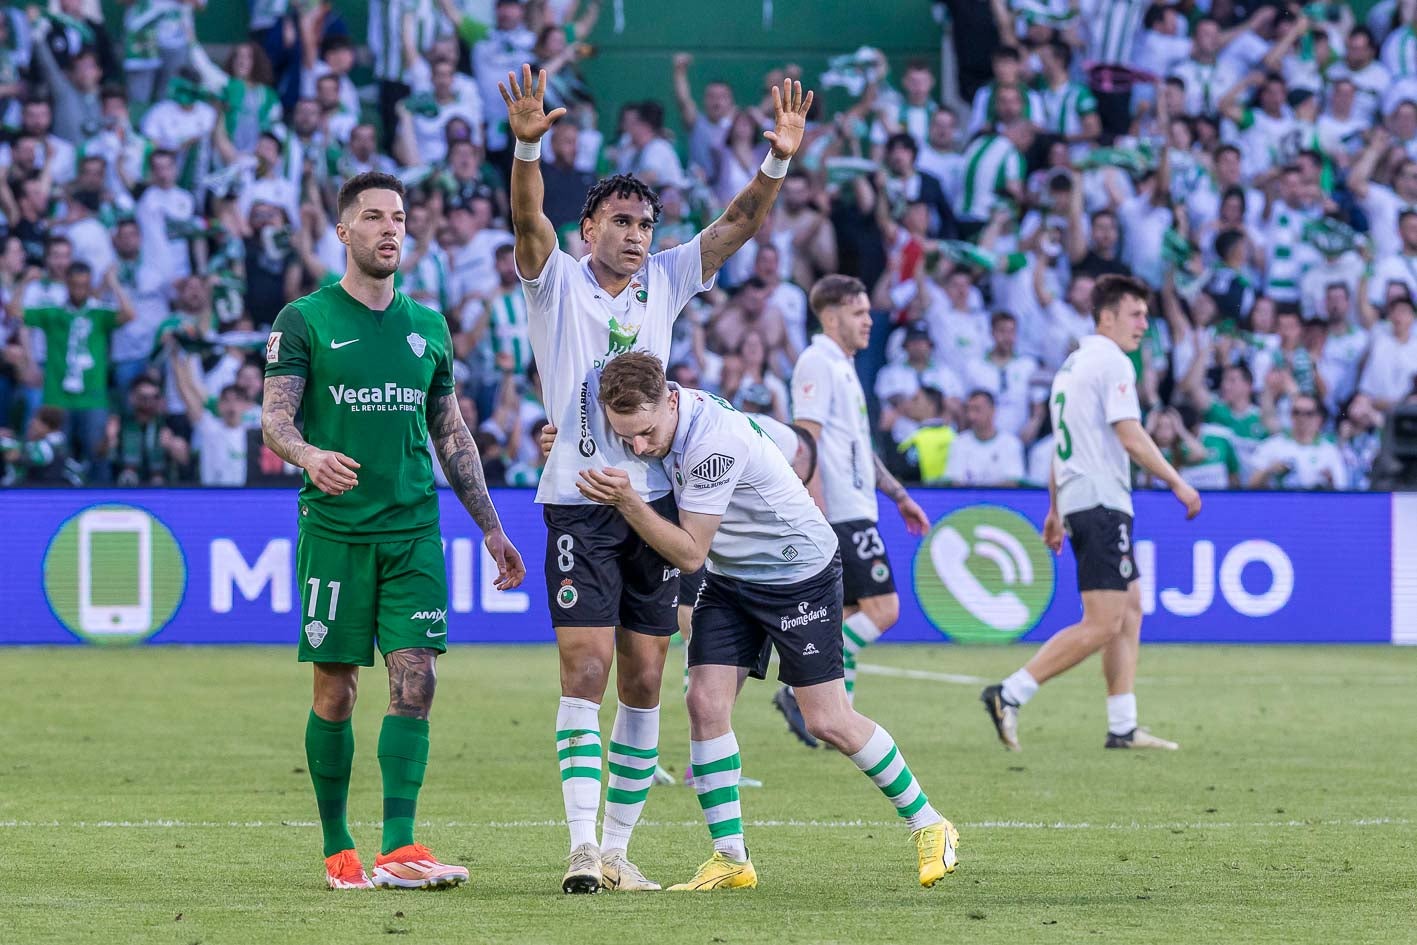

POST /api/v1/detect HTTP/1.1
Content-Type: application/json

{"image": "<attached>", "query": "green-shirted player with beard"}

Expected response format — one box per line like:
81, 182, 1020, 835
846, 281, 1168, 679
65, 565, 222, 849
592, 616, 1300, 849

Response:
263, 171, 527, 892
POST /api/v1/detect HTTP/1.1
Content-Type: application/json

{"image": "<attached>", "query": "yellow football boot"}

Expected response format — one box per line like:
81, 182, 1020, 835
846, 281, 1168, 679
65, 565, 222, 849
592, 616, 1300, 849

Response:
913, 819, 960, 888
667, 851, 758, 891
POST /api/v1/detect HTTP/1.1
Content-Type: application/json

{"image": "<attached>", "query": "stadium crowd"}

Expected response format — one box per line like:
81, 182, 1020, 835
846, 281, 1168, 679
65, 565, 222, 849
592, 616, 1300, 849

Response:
1, 0, 1416, 490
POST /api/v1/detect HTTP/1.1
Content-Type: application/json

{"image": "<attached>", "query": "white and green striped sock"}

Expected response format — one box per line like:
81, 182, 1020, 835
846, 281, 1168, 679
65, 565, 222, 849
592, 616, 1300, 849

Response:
842, 613, 882, 704
689, 732, 746, 860
601, 701, 659, 854
849, 724, 942, 832
556, 697, 602, 851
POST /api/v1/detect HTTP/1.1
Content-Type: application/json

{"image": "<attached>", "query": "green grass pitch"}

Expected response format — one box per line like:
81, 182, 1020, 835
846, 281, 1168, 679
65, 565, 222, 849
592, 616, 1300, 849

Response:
3, 644, 1415, 945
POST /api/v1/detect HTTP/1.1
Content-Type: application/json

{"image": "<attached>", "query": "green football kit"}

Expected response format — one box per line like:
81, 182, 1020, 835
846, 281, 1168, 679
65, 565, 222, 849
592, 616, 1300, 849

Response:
265, 284, 456, 667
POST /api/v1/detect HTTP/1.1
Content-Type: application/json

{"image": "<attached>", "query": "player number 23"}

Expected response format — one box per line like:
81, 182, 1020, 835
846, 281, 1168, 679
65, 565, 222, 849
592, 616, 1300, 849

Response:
852, 527, 885, 560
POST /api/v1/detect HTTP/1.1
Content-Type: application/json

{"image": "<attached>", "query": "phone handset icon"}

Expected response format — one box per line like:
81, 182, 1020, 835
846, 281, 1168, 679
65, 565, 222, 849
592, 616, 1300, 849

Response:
928, 524, 1033, 632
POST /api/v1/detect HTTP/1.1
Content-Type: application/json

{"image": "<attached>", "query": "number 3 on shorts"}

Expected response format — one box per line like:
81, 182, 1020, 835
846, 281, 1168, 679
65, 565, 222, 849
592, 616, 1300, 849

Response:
556, 534, 575, 573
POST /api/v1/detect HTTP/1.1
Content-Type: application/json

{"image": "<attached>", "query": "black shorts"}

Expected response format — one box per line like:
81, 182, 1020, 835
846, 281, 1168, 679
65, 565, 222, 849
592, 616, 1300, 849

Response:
679, 565, 707, 610
543, 496, 680, 635
690, 555, 844, 688
679, 564, 774, 679
1065, 505, 1139, 593
832, 519, 897, 604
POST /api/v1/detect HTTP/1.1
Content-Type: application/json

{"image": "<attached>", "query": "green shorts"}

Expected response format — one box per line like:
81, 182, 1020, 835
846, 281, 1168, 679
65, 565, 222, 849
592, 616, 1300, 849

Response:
296, 530, 449, 666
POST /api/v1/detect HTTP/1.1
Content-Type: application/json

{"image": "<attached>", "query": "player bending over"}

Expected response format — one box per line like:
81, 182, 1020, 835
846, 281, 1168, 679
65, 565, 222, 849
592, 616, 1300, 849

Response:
578, 352, 959, 891
263, 171, 525, 890
502, 64, 813, 892
544, 414, 816, 789
981, 274, 1200, 752
675, 413, 817, 785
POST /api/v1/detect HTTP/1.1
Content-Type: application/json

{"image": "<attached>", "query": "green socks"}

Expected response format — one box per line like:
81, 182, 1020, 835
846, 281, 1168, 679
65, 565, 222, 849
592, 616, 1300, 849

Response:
305, 710, 356, 858
378, 714, 430, 855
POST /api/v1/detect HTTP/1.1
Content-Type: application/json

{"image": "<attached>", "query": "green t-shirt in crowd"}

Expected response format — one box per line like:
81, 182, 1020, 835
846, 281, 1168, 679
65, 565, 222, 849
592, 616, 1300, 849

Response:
1178, 432, 1241, 489
1203, 401, 1268, 442
264, 284, 457, 542
27, 301, 119, 410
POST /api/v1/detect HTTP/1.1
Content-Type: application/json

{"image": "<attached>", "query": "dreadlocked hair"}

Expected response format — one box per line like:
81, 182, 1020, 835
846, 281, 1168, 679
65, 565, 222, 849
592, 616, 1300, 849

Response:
580, 174, 663, 229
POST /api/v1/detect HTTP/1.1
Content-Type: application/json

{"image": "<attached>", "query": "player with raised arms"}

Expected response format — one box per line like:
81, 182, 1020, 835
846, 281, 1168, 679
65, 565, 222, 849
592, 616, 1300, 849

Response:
263, 171, 526, 891
981, 274, 1201, 752
500, 63, 813, 893
775, 274, 931, 743
579, 352, 959, 890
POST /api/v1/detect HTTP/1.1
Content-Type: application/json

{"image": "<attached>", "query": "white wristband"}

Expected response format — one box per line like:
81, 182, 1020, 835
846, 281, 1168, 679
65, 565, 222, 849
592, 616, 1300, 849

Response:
513, 137, 542, 162
760, 152, 790, 179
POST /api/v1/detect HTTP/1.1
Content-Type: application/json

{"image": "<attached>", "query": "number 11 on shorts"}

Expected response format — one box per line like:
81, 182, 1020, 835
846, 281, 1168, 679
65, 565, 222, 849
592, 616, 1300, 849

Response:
306, 578, 342, 621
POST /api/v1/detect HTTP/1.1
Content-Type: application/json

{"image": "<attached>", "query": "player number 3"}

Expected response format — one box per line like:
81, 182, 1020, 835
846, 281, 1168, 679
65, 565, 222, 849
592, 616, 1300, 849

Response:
1053, 392, 1073, 461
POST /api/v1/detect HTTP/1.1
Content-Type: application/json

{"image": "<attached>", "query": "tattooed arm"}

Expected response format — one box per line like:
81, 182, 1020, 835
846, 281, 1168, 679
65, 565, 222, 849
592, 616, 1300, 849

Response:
261, 375, 362, 495
874, 454, 931, 536
698, 78, 814, 280
426, 391, 526, 589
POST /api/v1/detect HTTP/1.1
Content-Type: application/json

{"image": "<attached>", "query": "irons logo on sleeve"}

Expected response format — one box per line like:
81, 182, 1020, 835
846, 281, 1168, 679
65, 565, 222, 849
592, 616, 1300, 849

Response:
690, 454, 734, 485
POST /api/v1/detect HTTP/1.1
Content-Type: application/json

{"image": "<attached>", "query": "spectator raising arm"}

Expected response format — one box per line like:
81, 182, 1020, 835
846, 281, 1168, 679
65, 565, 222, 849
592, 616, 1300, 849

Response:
167, 335, 209, 423
103, 268, 137, 326
672, 52, 700, 129
1346, 127, 1389, 202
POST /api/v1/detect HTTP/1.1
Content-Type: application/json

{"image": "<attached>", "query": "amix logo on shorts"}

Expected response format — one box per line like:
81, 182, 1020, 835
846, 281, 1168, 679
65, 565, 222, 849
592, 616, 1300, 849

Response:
913, 505, 1056, 644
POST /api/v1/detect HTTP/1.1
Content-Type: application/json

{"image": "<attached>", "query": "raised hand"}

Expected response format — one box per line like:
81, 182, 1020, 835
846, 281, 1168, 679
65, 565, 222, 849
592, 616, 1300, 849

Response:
762, 77, 814, 160
498, 63, 567, 143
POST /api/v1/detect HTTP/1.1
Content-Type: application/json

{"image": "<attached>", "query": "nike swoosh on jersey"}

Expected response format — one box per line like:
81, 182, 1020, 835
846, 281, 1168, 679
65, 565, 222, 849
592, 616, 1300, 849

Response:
330, 339, 360, 349
425, 628, 447, 638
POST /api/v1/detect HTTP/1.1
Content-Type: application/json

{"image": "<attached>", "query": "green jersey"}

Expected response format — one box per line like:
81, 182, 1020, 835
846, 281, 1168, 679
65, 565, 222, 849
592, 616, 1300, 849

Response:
1203, 401, 1267, 442
1177, 432, 1241, 490
264, 285, 456, 543
1202, 400, 1267, 471
26, 301, 119, 410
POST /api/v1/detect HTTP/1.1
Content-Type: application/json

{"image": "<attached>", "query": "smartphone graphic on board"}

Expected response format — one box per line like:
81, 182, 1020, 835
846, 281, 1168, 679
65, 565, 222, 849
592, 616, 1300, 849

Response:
77, 508, 152, 634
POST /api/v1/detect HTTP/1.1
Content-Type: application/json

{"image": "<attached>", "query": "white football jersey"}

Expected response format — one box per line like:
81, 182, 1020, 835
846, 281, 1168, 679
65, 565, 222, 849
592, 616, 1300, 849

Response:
791, 334, 877, 523
1049, 335, 1140, 516
665, 387, 837, 583
520, 237, 715, 504
944, 430, 1025, 486
749, 413, 804, 469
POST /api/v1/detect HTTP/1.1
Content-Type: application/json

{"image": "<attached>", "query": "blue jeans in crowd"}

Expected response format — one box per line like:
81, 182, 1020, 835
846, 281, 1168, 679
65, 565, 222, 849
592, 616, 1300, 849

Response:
65, 407, 112, 483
